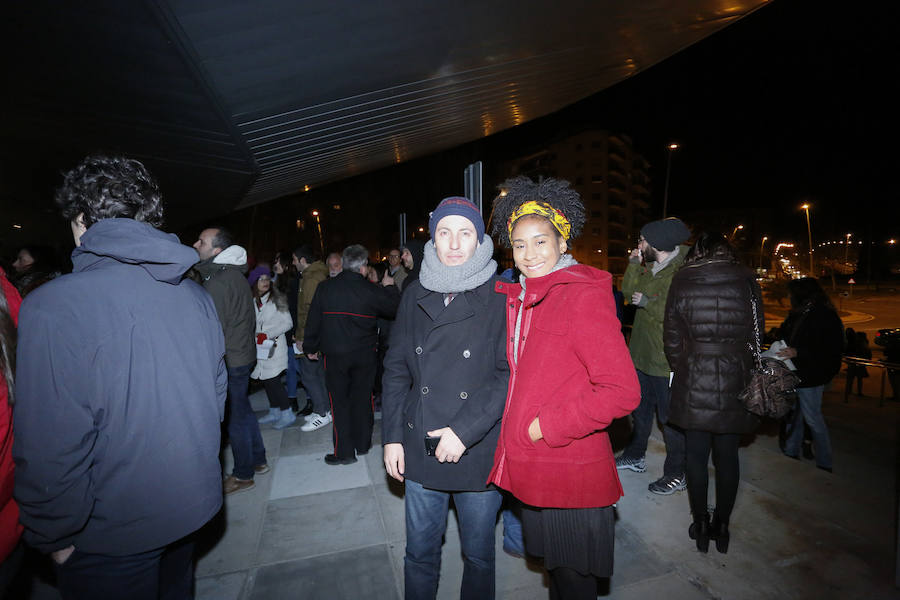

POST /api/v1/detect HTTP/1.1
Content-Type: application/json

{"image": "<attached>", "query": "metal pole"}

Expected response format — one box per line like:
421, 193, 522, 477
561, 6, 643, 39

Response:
804, 207, 814, 276
662, 149, 673, 219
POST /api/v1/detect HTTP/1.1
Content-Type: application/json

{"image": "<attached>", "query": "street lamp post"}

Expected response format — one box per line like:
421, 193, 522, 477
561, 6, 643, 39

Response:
844, 233, 852, 264
801, 203, 814, 276
311, 210, 325, 259
662, 143, 679, 218
730, 224, 744, 241
759, 236, 768, 268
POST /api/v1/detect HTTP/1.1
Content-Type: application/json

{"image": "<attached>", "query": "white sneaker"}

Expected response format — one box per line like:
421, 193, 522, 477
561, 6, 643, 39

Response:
301, 412, 332, 432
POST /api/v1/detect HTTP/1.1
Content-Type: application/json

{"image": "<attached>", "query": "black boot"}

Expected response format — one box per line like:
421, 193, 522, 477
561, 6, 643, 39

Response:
710, 512, 730, 554
688, 512, 710, 553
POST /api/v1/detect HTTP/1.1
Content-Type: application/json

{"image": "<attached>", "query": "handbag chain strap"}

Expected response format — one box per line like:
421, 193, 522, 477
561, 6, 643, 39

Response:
747, 283, 763, 370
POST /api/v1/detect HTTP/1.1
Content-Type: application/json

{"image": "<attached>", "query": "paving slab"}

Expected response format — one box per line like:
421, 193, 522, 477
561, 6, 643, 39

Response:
256, 487, 385, 565
248, 544, 398, 600
268, 452, 370, 500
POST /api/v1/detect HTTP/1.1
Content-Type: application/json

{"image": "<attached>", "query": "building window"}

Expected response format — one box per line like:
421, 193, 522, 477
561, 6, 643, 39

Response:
575, 177, 584, 185
592, 176, 603, 184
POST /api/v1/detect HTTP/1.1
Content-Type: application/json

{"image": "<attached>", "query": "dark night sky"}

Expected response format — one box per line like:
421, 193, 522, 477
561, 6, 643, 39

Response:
576, 0, 898, 245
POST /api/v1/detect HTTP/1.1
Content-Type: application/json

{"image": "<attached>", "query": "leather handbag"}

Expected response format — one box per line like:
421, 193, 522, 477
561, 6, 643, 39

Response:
738, 287, 800, 419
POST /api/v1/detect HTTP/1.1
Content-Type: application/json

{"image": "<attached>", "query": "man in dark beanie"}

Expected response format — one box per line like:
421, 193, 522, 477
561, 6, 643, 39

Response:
617, 217, 691, 496
382, 196, 507, 599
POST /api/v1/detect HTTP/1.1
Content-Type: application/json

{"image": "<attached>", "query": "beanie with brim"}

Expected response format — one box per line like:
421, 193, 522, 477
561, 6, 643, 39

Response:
640, 218, 690, 252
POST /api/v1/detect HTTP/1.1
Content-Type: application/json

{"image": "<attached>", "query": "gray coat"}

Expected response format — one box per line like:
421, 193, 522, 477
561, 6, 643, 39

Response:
664, 259, 761, 434
381, 277, 509, 491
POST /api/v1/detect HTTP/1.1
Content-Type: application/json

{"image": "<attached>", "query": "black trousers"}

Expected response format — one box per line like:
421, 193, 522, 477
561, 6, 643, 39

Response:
261, 374, 291, 410
323, 349, 377, 459
685, 430, 740, 524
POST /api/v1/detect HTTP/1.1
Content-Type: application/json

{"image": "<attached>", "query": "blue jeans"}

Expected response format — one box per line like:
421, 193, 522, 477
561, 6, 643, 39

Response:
284, 347, 303, 400
785, 385, 832, 469
622, 369, 686, 477
227, 363, 266, 480
299, 354, 330, 416
404, 480, 502, 600
501, 498, 524, 556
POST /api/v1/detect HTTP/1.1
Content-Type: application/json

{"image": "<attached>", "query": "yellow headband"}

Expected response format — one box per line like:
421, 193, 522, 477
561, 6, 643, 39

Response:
507, 201, 571, 241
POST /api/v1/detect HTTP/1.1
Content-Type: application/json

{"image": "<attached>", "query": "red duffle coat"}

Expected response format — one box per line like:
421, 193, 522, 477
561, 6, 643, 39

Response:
488, 264, 640, 509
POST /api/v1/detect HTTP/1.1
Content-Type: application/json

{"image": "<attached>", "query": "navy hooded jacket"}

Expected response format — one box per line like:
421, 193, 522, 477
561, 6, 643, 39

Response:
13, 219, 227, 555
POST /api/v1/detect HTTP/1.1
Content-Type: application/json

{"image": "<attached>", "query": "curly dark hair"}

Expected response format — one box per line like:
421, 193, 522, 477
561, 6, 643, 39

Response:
489, 176, 586, 248
55, 155, 164, 228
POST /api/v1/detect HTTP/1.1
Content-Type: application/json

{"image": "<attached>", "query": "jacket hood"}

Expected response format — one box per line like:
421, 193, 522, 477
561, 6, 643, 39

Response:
72, 218, 198, 285
499, 263, 611, 304
213, 245, 247, 266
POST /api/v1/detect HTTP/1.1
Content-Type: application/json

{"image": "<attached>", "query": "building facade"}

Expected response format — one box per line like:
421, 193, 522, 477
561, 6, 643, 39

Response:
504, 130, 653, 275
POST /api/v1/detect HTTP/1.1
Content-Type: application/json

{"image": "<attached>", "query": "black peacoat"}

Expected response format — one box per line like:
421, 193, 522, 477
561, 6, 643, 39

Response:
664, 259, 761, 434
381, 277, 509, 491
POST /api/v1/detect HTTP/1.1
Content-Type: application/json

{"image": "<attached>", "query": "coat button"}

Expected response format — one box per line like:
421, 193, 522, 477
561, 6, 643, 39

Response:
460, 391, 468, 399
407, 422, 414, 429
463, 349, 470, 358
415, 346, 423, 354
422, 386, 429, 394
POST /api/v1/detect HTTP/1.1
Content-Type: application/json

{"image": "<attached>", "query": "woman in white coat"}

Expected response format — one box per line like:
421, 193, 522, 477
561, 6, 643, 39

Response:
252, 274, 296, 429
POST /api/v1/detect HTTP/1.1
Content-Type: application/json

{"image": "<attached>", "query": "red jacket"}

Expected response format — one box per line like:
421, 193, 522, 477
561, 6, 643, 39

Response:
489, 265, 640, 509
1, 268, 22, 562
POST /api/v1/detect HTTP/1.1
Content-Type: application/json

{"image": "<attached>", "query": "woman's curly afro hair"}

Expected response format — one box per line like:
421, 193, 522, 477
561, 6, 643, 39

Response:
489, 176, 586, 248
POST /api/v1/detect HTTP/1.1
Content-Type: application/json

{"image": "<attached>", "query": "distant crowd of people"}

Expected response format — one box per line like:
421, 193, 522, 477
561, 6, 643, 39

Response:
0, 153, 881, 600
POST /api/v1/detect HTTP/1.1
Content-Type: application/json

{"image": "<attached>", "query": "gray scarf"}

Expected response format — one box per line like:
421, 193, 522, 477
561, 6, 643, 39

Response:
514, 253, 578, 361
419, 236, 498, 293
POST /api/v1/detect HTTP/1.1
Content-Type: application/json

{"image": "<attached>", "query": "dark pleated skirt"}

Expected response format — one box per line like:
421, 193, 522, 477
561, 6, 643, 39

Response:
521, 504, 615, 577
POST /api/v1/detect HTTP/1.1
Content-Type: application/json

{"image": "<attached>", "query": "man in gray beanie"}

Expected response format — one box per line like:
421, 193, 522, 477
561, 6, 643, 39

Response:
382, 196, 508, 599
617, 217, 691, 495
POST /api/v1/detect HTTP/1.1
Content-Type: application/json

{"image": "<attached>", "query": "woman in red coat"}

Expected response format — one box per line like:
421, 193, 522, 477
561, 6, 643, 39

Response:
488, 177, 641, 600
0, 267, 23, 595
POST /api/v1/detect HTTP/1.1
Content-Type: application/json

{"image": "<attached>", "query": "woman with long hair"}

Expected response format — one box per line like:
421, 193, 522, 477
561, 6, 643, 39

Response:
663, 233, 761, 553
488, 176, 640, 600
777, 277, 843, 472
252, 274, 297, 430
273, 250, 303, 408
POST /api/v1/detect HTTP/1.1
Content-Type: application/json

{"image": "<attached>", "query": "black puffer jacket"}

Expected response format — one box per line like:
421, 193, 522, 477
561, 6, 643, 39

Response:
664, 259, 761, 434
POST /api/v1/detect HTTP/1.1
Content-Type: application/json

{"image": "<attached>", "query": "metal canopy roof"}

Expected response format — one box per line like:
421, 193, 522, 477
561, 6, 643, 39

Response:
2, 0, 768, 230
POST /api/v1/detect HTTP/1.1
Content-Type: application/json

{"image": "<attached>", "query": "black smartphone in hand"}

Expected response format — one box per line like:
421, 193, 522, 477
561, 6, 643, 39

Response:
424, 436, 440, 456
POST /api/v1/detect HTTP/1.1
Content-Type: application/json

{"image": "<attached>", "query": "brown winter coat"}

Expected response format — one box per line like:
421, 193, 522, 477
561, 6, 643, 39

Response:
663, 259, 761, 434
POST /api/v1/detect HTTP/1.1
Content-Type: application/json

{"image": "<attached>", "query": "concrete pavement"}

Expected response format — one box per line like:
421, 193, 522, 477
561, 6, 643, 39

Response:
14, 369, 899, 600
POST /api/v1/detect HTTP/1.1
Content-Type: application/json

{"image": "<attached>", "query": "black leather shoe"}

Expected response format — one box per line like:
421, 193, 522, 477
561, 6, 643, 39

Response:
688, 513, 710, 553
324, 454, 357, 466
710, 513, 730, 554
